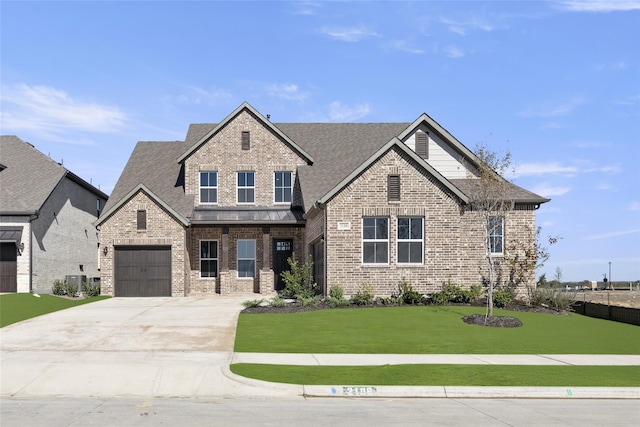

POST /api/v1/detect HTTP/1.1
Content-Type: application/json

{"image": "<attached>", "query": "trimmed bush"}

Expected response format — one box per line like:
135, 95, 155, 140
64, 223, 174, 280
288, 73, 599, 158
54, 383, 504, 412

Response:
82, 281, 100, 297
269, 295, 286, 308
52, 280, 66, 296
350, 283, 374, 306
242, 299, 265, 308
492, 289, 513, 308
398, 279, 423, 305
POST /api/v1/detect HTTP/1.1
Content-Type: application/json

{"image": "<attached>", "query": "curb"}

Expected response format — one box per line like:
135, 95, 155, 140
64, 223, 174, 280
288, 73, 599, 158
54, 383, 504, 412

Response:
303, 385, 640, 399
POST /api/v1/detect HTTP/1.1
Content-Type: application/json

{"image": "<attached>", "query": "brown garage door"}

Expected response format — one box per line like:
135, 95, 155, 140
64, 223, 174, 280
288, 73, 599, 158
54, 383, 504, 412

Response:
114, 246, 171, 297
0, 242, 17, 292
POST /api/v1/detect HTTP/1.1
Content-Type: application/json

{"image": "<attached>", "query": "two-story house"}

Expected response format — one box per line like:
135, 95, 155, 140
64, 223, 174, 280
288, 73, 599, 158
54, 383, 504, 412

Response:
95, 102, 548, 297
1, 136, 108, 293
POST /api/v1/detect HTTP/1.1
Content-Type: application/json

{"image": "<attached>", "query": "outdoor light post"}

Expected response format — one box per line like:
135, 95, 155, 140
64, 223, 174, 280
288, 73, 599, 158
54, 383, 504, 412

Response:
609, 261, 612, 291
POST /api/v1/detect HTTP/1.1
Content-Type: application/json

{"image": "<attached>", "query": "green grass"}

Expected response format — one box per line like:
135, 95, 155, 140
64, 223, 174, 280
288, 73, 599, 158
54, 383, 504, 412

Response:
0, 293, 110, 327
230, 364, 640, 387
235, 306, 640, 354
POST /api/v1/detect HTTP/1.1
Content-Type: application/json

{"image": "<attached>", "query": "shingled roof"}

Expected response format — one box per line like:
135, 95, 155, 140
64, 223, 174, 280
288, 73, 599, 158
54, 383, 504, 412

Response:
98, 109, 548, 225
0, 135, 107, 215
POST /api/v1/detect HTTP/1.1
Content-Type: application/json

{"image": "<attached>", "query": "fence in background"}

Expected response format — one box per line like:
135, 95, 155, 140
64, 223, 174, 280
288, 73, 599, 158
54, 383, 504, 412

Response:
571, 301, 640, 326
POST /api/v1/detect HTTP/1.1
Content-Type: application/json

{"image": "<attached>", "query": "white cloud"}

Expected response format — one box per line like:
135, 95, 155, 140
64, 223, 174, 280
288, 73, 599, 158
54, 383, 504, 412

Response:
164, 85, 232, 106
319, 26, 380, 42
531, 184, 572, 197
0, 83, 126, 140
292, 1, 321, 16
443, 45, 466, 58
328, 101, 371, 121
629, 202, 640, 211
389, 39, 425, 54
439, 16, 495, 36
265, 83, 309, 102
518, 97, 586, 118
511, 162, 578, 177
555, 1, 640, 12
585, 228, 640, 241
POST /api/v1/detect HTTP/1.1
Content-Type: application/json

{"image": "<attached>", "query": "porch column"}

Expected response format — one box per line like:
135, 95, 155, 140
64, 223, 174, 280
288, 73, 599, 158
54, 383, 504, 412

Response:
220, 227, 230, 294
260, 227, 275, 294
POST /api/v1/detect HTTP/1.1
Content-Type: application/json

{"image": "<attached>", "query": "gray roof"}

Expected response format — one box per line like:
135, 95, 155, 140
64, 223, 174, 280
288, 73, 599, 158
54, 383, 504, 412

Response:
98, 108, 549, 226
99, 141, 194, 224
0, 135, 107, 215
450, 179, 550, 205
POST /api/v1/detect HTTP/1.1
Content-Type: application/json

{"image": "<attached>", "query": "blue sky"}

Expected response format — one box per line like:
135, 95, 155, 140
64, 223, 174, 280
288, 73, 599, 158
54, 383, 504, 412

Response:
1, 1, 639, 282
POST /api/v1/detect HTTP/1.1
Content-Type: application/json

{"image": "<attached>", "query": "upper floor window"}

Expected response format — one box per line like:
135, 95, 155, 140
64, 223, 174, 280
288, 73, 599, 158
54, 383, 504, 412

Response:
362, 217, 389, 264
200, 171, 218, 204
388, 174, 400, 202
237, 239, 256, 278
137, 210, 146, 231
274, 171, 292, 203
397, 217, 423, 264
415, 131, 428, 159
237, 171, 255, 204
200, 240, 218, 278
488, 216, 504, 255
242, 131, 250, 150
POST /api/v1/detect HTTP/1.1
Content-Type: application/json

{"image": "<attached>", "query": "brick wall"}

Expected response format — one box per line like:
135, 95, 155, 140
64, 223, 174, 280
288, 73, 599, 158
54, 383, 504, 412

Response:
323, 146, 538, 297
184, 110, 308, 207
99, 191, 186, 296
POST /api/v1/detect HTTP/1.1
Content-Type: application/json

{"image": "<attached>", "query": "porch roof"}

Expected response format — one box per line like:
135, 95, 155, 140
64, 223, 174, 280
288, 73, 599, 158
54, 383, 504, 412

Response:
190, 207, 305, 225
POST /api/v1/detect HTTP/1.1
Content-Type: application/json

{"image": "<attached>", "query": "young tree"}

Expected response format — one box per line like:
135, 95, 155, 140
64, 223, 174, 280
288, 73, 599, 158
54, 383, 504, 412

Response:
465, 142, 515, 318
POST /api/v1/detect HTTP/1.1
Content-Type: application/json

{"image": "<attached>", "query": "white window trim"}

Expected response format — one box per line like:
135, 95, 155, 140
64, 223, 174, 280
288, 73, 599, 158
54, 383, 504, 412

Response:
362, 217, 389, 265
237, 239, 256, 278
199, 239, 219, 279
237, 171, 255, 205
273, 171, 293, 204
397, 217, 424, 265
199, 171, 218, 205
488, 216, 504, 256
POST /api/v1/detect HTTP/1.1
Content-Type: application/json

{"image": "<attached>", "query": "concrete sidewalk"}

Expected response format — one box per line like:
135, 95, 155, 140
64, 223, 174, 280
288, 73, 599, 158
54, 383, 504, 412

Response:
232, 353, 640, 366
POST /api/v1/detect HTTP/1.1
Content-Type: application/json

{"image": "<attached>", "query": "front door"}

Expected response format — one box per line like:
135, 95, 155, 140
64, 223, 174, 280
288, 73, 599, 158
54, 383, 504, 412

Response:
0, 243, 17, 292
273, 239, 293, 291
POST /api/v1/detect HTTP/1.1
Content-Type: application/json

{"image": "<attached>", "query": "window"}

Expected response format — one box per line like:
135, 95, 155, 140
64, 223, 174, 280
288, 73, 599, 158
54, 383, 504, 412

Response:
137, 210, 146, 231
362, 217, 388, 264
200, 171, 218, 204
416, 131, 428, 159
237, 239, 256, 278
274, 171, 292, 203
237, 171, 255, 203
488, 216, 504, 255
388, 174, 400, 201
200, 241, 218, 278
242, 131, 250, 150
398, 217, 423, 264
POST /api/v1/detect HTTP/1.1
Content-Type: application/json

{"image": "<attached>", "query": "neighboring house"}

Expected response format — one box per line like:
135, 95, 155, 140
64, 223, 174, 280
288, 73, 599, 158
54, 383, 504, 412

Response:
95, 102, 548, 298
0, 136, 108, 293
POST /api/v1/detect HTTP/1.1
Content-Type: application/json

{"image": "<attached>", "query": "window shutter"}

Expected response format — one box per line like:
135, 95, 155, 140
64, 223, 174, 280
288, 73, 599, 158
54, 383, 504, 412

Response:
388, 174, 400, 201
137, 210, 147, 231
415, 132, 428, 159
241, 131, 250, 150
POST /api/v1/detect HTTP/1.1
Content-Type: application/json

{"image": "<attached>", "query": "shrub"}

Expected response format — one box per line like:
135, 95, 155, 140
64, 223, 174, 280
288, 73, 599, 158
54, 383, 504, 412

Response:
350, 283, 374, 306
280, 254, 317, 299
65, 281, 79, 298
429, 291, 450, 305
528, 286, 575, 311
269, 295, 287, 308
398, 278, 423, 305
242, 299, 264, 308
82, 281, 100, 297
52, 280, 66, 296
492, 289, 513, 308
328, 285, 349, 308
298, 295, 322, 307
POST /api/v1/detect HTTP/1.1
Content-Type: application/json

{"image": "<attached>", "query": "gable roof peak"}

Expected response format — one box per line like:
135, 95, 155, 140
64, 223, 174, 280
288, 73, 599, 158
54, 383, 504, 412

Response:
176, 101, 314, 164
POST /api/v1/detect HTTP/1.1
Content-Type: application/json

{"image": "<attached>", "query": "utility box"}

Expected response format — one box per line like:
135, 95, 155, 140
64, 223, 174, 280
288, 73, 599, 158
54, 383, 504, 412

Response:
65, 275, 87, 285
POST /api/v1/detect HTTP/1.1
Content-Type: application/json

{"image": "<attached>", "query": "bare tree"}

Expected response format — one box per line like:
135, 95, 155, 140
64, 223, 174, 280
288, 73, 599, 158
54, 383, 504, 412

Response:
465, 143, 515, 318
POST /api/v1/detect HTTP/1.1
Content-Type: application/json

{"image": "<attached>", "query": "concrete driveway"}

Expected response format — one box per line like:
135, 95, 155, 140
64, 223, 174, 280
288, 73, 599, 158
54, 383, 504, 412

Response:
0, 296, 299, 398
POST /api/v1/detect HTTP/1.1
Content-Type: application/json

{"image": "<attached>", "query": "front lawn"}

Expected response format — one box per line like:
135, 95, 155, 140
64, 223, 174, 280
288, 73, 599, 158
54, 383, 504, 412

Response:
234, 306, 640, 354
0, 293, 110, 327
230, 364, 640, 387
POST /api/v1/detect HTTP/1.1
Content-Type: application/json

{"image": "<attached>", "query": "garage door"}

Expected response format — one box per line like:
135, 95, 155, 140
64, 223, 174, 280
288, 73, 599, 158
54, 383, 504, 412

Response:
0, 242, 17, 292
114, 246, 171, 297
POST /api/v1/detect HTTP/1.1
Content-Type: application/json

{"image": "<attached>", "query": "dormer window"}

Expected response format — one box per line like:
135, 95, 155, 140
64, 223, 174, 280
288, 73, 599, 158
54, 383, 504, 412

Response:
241, 131, 250, 150
416, 131, 428, 159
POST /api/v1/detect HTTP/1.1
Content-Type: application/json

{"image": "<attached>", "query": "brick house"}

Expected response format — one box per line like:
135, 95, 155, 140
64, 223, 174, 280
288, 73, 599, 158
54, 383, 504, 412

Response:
0, 136, 108, 293
95, 102, 548, 297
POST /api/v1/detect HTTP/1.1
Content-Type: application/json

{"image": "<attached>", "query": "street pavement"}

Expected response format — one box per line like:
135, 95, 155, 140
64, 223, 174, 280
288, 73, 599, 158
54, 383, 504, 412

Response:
1, 296, 639, 399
